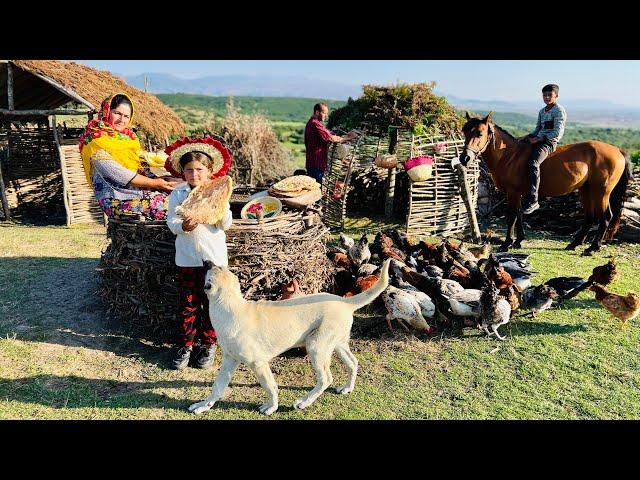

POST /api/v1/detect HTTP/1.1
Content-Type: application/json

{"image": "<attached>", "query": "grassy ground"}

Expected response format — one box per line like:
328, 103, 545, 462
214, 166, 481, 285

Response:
1, 221, 639, 419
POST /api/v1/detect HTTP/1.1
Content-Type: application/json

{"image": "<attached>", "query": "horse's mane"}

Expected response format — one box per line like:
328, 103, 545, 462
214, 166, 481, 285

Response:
462, 117, 516, 142
492, 124, 516, 141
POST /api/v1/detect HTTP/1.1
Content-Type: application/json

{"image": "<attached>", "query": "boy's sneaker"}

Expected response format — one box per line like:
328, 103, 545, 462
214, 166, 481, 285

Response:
194, 344, 217, 369
172, 346, 193, 370
522, 200, 540, 215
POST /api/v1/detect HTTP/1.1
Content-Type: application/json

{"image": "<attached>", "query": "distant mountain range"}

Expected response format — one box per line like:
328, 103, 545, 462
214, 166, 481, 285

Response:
126, 73, 362, 100
125, 73, 640, 128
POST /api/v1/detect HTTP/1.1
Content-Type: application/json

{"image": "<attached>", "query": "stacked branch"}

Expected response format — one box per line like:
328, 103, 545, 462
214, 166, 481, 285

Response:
96, 204, 333, 340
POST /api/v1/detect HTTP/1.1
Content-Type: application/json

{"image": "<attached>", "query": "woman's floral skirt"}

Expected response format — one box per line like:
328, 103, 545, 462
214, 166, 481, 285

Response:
98, 191, 168, 221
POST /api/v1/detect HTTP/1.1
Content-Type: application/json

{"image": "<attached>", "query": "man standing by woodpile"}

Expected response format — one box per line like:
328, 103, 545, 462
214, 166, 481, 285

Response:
304, 103, 358, 185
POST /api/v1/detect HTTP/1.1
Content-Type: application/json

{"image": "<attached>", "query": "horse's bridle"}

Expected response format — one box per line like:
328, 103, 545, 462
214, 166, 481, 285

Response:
462, 124, 494, 160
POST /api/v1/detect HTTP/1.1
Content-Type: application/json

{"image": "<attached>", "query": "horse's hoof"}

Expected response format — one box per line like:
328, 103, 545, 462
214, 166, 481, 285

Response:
513, 242, 522, 250
498, 243, 511, 252
565, 244, 577, 251
581, 249, 596, 257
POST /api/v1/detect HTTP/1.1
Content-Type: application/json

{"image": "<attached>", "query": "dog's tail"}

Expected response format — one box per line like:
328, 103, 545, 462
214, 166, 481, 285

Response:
342, 258, 391, 310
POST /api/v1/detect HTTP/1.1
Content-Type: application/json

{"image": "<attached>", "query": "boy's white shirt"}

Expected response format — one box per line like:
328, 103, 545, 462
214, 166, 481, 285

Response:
166, 181, 233, 267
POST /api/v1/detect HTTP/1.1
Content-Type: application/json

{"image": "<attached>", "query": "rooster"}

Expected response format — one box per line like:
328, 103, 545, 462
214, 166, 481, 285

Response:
589, 284, 640, 328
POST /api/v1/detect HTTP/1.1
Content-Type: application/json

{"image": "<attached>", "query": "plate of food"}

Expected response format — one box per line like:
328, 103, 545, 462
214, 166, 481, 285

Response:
240, 195, 282, 220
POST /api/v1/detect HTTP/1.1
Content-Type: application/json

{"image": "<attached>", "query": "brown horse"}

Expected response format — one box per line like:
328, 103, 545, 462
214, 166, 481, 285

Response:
458, 112, 632, 256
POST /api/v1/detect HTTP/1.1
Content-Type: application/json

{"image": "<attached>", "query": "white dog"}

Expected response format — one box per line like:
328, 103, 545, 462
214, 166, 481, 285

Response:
188, 258, 391, 415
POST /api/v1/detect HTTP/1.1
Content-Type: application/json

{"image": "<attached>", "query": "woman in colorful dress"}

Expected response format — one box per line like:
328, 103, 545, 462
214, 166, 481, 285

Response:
79, 92, 179, 220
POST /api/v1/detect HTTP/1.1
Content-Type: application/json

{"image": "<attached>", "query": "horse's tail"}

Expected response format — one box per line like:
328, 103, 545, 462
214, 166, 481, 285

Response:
604, 150, 633, 241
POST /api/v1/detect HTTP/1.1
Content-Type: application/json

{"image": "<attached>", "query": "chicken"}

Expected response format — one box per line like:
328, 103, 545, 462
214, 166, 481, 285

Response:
447, 289, 482, 317
560, 259, 620, 300
418, 240, 440, 263
479, 278, 512, 340
444, 238, 477, 265
328, 251, 352, 268
384, 228, 415, 251
357, 263, 379, 277
381, 285, 433, 335
466, 243, 492, 260
371, 231, 395, 257
339, 233, 355, 250
356, 272, 381, 293
544, 276, 587, 299
423, 265, 444, 279
392, 275, 436, 320
500, 283, 522, 311
492, 252, 530, 262
380, 244, 406, 263
333, 268, 356, 297
589, 284, 640, 328
588, 258, 619, 286
519, 284, 558, 316
347, 233, 371, 266
484, 255, 513, 291
280, 279, 303, 300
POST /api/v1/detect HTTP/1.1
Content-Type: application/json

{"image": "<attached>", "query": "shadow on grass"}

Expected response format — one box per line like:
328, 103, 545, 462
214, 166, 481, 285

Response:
0, 256, 178, 367
509, 320, 588, 336
0, 374, 306, 413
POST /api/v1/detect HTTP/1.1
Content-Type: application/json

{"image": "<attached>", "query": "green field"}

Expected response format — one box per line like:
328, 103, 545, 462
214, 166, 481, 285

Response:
1, 222, 639, 419
157, 96, 640, 163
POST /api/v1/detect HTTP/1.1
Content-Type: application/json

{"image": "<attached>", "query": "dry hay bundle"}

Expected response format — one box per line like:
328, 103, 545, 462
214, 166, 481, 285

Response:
175, 176, 233, 224
96, 207, 334, 341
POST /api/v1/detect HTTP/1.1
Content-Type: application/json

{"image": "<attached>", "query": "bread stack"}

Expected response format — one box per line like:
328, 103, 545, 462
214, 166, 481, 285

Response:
268, 175, 322, 209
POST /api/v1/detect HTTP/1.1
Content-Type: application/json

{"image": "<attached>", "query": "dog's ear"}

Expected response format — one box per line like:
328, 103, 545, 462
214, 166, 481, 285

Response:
203, 260, 214, 271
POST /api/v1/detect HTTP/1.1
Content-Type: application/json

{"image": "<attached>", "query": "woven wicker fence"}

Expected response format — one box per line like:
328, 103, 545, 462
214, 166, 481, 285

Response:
59, 143, 105, 226
406, 135, 480, 237
321, 129, 480, 237
1, 124, 65, 220
96, 200, 333, 340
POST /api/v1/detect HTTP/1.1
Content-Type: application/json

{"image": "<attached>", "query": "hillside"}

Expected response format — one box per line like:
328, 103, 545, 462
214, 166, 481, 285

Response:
157, 94, 346, 123
156, 95, 640, 163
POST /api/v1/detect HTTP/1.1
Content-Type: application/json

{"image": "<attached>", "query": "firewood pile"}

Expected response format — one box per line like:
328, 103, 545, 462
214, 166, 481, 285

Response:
345, 167, 387, 216
96, 191, 334, 340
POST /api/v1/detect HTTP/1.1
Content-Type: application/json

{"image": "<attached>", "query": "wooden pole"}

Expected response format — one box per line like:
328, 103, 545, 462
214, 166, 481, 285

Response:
7, 62, 14, 110
384, 127, 398, 220
52, 115, 72, 226
0, 147, 10, 220
0, 108, 94, 116
453, 142, 481, 242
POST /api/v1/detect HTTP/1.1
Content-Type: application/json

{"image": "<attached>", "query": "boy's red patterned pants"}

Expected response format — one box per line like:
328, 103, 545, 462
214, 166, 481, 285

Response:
177, 266, 217, 348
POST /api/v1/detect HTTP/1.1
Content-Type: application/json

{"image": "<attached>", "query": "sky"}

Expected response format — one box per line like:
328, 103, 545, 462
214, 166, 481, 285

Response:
79, 60, 640, 107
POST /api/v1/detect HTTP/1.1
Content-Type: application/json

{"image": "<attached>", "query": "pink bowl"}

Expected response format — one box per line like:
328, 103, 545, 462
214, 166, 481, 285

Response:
403, 155, 434, 170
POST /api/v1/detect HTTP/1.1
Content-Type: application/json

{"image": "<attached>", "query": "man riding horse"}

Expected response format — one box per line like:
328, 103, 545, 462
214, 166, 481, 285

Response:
454, 103, 631, 256
520, 84, 567, 215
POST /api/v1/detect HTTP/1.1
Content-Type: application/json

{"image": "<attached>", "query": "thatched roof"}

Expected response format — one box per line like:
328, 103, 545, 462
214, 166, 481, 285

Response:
3, 60, 186, 142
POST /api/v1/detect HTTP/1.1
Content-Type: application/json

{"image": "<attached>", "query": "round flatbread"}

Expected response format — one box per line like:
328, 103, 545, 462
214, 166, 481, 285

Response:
272, 175, 319, 192
176, 175, 233, 224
